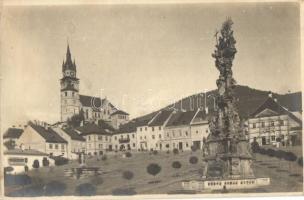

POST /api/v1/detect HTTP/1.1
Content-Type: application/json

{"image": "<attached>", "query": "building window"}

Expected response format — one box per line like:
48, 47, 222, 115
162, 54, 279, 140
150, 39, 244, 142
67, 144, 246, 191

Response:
145, 127, 147, 131
279, 120, 284, 126
159, 134, 161, 139
61, 144, 64, 150
133, 143, 135, 147
49, 144, 53, 149
167, 133, 169, 137
127, 134, 130, 139
140, 128, 142, 131
98, 136, 103, 141
55, 144, 58, 149
252, 123, 256, 128
132, 134, 135, 138
196, 130, 198, 134
140, 136, 142, 140
144, 136, 146, 139
72, 92, 74, 96
186, 143, 189, 147
121, 135, 123, 138
65, 92, 67, 96
152, 135, 155, 139
185, 131, 188, 136
114, 136, 117, 140
88, 136, 91, 141
261, 122, 265, 128
270, 121, 275, 126
159, 126, 161, 130
271, 135, 276, 141
152, 127, 154, 131
105, 136, 108, 141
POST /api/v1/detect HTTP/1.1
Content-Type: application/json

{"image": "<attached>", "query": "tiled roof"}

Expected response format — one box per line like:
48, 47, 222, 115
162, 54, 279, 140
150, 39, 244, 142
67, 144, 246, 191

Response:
29, 122, 67, 143
63, 128, 85, 141
191, 109, 209, 124
111, 110, 129, 116
148, 110, 173, 127
166, 111, 197, 127
250, 97, 302, 125
114, 121, 137, 134
79, 95, 115, 109
3, 128, 23, 139
98, 120, 116, 132
76, 122, 112, 136
4, 149, 48, 156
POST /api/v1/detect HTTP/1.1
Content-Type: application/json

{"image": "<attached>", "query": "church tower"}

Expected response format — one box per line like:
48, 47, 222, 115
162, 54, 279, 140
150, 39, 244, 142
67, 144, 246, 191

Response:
60, 44, 80, 122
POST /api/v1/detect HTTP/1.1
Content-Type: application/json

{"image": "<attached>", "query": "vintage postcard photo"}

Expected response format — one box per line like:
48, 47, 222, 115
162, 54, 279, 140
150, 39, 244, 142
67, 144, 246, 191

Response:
0, 0, 303, 197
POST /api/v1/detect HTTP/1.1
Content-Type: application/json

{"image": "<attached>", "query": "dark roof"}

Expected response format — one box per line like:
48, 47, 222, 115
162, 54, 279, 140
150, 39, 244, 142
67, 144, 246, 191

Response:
98, 120, 116, 132
63, 128, 85, 141
76, 122, 112, 136
250, 97, 302, 125
114, 121, 137, 134
191, 109, 209, 124
148, 110, 173, 127
3, 128, 23, 139
4, 149, 48, 156
79, 95, 115, 109
29, 122, 67, 143
111, 110, 129, 116
166, 111, 197, 127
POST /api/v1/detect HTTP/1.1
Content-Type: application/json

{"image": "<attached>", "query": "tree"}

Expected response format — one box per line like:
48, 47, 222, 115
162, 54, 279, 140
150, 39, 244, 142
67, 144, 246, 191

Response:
146, 163, 161, 183
153, 150, 158, 155
189, 156, 198, 164
4, 139, 16, 150
101, 155, 107, 161
172, 161, 182, 177
67, 110, 85, 128
125, 152, 132, 158
284, 152, 297, 162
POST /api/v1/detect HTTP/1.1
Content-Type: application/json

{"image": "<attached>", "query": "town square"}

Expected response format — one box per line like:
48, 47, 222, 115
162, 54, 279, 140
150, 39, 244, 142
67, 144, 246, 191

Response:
1, 1, 302, 197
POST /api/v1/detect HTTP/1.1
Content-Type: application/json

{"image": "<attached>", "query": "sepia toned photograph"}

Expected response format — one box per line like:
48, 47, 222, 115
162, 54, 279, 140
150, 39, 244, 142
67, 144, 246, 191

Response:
0, 0, 303, 197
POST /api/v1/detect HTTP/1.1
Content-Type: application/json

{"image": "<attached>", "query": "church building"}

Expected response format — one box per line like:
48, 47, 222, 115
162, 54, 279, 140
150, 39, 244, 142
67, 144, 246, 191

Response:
60, 44, 129, 125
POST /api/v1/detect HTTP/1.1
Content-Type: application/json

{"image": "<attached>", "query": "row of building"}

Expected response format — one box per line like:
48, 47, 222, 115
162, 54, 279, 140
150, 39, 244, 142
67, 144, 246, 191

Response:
4, 95, 302, 160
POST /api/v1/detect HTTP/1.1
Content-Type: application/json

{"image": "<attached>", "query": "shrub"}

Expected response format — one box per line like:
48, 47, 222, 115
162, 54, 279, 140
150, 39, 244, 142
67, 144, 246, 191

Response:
266, 149, 276, 157
122, 171, 134, 180
4, 174, 32, 186
153, 150, 158, 155
76, 183, 96, 196
43, 157, 50, 167
165, 144, 170, 149
125, 152, 132, 158
189, 156, 198, 164
298, 157, 303, 167
32, 160, 40, 168
147, 163, 161, 177
275, 150, 286, 160
191, 146, 197, 152
284, 152, 297, 162
172, 161, 182, 169
53, 156, 68, 166
4, 166, 14, 174
259, 148, 267, 155
101, 155, 107, 161
166, 150, 170, 154
173, 148, 179, 155
91, 177, 103, 185
251, 140, 259, 153
44, 181, 66, 196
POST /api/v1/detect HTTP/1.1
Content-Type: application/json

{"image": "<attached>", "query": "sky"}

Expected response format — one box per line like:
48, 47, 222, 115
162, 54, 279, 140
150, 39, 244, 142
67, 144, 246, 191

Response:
0, 2, 301, 130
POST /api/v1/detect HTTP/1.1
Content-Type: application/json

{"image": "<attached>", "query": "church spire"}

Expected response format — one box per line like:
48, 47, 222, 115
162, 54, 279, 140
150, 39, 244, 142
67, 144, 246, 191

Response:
62, 42, 76, 72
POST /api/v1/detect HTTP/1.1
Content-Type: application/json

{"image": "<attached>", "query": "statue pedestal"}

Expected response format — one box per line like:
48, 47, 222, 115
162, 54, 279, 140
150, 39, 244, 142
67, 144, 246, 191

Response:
181, 177, 270, 191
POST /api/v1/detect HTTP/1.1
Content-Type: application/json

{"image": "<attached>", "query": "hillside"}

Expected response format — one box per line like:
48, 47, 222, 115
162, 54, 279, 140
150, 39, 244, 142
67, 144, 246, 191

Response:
134, 85, 302, 122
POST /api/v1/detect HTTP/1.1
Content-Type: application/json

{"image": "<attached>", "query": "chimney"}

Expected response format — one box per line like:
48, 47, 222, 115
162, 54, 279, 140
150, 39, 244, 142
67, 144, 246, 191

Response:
205, 107, 209, 114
